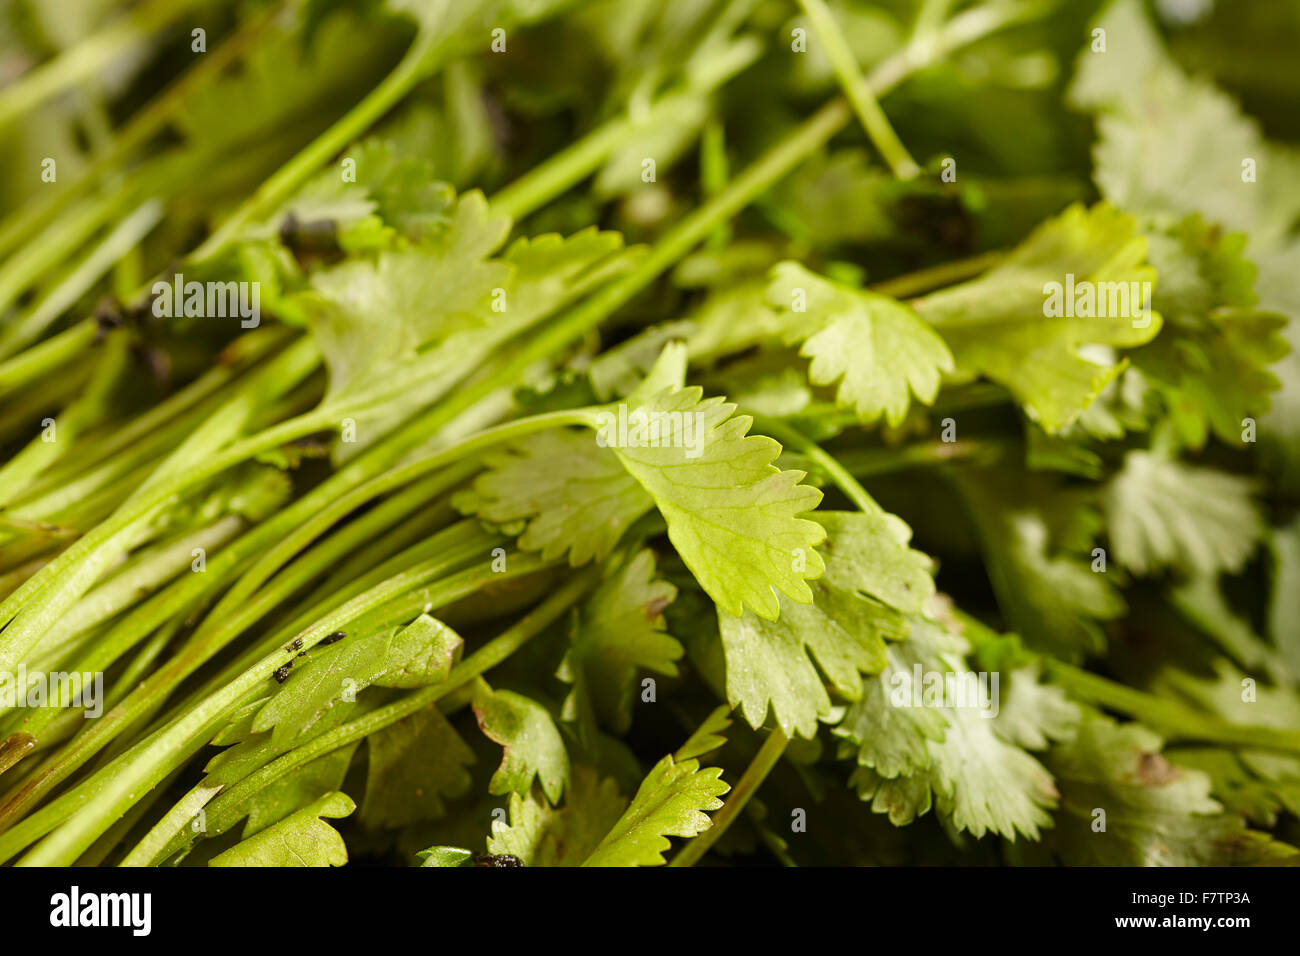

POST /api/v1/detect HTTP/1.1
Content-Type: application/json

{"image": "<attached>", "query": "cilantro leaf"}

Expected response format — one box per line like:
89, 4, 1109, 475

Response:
252, 615, 463, 747
1130, 216, 1290, 448
996, 664, 1082, 751
842, 619, 1072, 840
765, 261, 954, 426
487, 766, 628, 866
243, 743, 360, 838
927, 704, 1058, 841
559, 549, 681, 735
454, 429, 653, 565
1069, 0, 1300, 248
1045, 715, 1297, 865
953, 470, 1125, 658
473, 681, 570, 804
582, 753, 729, 867
362, 706, 475, 828
209, 792, 354, 867
914, 203, 1163, 432
417, 846, 474, 867
308, 191, 512, 396
673, 705, 732, 762
719, 510, 931, 738
1103, 450, 1264, 577
836, 617, 961, 782
586, 384, 827, 620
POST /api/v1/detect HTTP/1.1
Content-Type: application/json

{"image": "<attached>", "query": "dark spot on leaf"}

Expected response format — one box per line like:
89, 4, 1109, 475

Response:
1137, 751, 1180, 786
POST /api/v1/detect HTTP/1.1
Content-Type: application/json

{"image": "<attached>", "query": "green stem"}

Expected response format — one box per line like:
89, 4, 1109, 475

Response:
671, 727, 789, 867
0, 187, 133, 318
0, 199, 162, 360
489, 37, 762, 221
953, 610, 1300, 755
15, 551, 560, 865
1044, 661, 1300, 755
754, 416, 881, 514
871, 249, 1004, 299
0, 0, 204, 127
0, 1, 285, 260
797, 0, 918, 179
0, 414, 576, 824
0, 322, 97, 399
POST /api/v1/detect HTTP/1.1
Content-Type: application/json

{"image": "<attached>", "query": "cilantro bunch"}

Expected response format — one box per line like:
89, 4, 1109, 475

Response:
0, 0, 1297, 868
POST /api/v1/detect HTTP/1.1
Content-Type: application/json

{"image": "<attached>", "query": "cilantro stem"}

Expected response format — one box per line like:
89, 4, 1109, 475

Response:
796, 0, 919, 179
0, 493, 475, 822
0, 322, 98, 399
0, 200, 163, 360
0, 187, 134, 318
835, 438, 1007, 478
954, 610, 1300, 755
754, 416, 881, 514
0, 0, 205, 127
1043, 661, 1300, 756
670, 726, 789, 867
0, 412, 583, 829
14, 548, 563, 865
489, 37, 762, 221
0, 1, 286, 260
871, 249, 1005, 299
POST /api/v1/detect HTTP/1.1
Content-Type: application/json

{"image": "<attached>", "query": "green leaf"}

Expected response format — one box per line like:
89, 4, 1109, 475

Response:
252, 616, 463, 747
559, 549, 681, 736
488, 766, 628, 866
586, 385, 827, 619
927, 703, 1058, 841
374, 614, 463, 689
765, 261, 953, 426
1069, 0, 1300, 249
953, 470, 1125, 658
836, 617, 961, 781
472, 681, 570, 804
454, 429, 653, 565
279, 138, 458, 248
308, 191, 512, 396
914, 203, 1163, 432
582, 753, 729, 866
674, 706, 732, 762
417, 846, 474, 867
243, 743, 359, 838
1130, 216, 1290, 448
1103, 450, 1264, 577
996, 664, 1082, 751
175, 13, 397, 156
721, 510, 932, 738
362, 706, 475, 828
841, 620, 1071, 840
1044, 715, 1297, 865
209, 792, 354, 867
